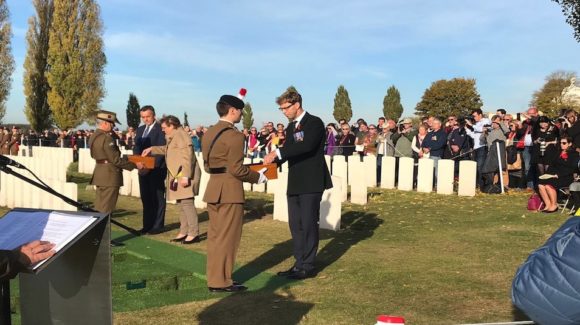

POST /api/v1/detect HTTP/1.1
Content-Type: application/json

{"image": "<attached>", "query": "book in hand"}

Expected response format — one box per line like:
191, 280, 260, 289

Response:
127, 155, 155, 169
246, 163, 278, 180
0, 211, 97, 270
538, 174, 557, 180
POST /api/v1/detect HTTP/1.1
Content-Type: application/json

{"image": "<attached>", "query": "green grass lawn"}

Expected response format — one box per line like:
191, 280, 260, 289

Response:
9, 166, 574, 324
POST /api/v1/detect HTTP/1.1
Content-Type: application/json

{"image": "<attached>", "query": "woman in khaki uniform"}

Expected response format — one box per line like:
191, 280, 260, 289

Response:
142, 115, 201, 244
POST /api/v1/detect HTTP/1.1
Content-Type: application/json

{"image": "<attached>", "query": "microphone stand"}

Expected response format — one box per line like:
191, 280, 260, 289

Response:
0, 163, 140, 324
0, 164, 139, 234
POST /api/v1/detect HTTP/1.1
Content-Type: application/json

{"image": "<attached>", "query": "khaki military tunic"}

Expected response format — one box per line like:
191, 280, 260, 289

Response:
201, 120, 260, 288
89, 129, 136, 214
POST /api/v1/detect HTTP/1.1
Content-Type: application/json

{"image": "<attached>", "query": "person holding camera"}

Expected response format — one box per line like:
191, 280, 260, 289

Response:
142, 115, 201, 244
392, 118, 416, 158
465, 109, 491, 188
562, 109, 580, 150
532, 116, 559, 178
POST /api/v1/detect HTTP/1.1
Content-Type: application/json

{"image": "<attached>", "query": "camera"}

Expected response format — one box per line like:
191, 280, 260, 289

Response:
538, 138, 547, 157
398, 124, 405, 132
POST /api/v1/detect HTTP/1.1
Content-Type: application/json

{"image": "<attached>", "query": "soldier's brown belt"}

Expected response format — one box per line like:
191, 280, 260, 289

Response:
208, 167, 226, 174
96, 159, 109, 164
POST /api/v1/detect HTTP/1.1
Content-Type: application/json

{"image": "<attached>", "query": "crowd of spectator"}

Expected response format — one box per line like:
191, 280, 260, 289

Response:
6, 106, 580, 208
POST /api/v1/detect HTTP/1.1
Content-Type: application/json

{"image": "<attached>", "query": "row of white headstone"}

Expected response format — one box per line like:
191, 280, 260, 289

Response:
1, 147, 77, 211
2, 147, 478, 231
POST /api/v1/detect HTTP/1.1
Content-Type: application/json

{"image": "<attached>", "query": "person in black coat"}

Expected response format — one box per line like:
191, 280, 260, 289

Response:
264, 90, 332, 280
538, 136, 579, 213
133, 105, 167, 234
336, 122, 356, 158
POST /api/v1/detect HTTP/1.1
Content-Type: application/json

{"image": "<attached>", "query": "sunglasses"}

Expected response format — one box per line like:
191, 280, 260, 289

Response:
561, 141, 569, 144
369, 127, 376, 130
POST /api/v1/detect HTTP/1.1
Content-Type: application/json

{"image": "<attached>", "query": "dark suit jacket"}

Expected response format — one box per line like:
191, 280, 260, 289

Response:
134, 121, 166, 168
279, 112, 332, 195
0, 250, 23, 281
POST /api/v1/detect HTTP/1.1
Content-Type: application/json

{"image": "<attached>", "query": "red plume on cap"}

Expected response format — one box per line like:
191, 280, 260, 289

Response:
237, 88, 247, 100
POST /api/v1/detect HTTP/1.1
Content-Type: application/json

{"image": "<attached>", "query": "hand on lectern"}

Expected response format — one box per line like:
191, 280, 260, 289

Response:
16, 240, 56, 266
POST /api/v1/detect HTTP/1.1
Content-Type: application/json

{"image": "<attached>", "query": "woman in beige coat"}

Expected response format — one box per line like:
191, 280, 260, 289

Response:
142, 115, 201, 244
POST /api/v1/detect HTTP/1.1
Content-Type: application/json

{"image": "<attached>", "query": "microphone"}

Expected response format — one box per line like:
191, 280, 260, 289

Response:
0, 155, 25, 169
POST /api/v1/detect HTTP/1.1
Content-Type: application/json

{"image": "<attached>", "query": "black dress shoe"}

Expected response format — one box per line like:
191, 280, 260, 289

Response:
138, 228, 149, 235
170, 235, 187, 243
287, 269, 316, 280
277, 267, 299, 277
208, 284, 248, 293
182, 236, 200, 244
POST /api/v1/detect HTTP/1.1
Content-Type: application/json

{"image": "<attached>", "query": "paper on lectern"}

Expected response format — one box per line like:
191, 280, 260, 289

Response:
0, 211, 97, 269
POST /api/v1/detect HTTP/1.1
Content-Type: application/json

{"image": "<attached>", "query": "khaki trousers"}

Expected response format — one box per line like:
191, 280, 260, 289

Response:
177, 198, 199, 236
95, 186, 119, 214
206, 203, 244, 288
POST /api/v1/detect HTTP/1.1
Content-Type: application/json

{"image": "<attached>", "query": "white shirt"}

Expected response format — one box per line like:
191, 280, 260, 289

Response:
143, 121, 156, 137
466, 118, 490, 150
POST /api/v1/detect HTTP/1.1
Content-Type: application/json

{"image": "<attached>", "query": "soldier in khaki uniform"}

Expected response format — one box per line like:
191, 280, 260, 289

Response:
202, 94, 267, 292
89, 110, 143, 214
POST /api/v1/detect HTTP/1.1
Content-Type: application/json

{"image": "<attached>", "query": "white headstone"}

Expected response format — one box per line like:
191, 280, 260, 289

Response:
416, 159, 434, 193
458, 160, 477, 197
437, 159, 455, 195
273, 172, 289, 222
363, 155, 377, 188
320, 175, 342, 231
380, 156, 396, 189
350, 158, 367, 205
397, 157, 414, 191
331, 158, 348, 202
130, 170, 141, 197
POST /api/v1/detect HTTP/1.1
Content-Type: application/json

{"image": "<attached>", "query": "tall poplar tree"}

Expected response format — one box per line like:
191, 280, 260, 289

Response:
333, 85, 352, 123
47, 0, 106, 129
383, 85, 403, 121
24, 0, 53, 132
183, 112, 189, 128
126, 92, 140, 129
242, 102, 254, 130
0, 0, 15, 124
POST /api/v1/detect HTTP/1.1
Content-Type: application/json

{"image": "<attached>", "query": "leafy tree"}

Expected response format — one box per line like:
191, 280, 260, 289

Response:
333, 85, 352, 123
531, 70, 577, 117
383, 85, 404, 121
242, 102, 254, 130
415, 78, 482, 118
24, 0, 53, 132
552, 0, 580, 42
125, 92, 140, 129
0, 0, 15, 124
47, 0, 106, 129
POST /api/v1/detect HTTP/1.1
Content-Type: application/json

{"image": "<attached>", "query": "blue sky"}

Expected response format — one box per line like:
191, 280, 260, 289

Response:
4, 0, 580, 128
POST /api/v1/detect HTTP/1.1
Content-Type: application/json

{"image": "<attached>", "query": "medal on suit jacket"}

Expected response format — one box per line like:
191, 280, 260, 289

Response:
293, 123, 304, 142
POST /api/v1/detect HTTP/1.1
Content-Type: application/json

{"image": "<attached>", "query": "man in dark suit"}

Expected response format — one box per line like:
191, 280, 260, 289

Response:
133, 105, 167, 234
264, 89, 332, 280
